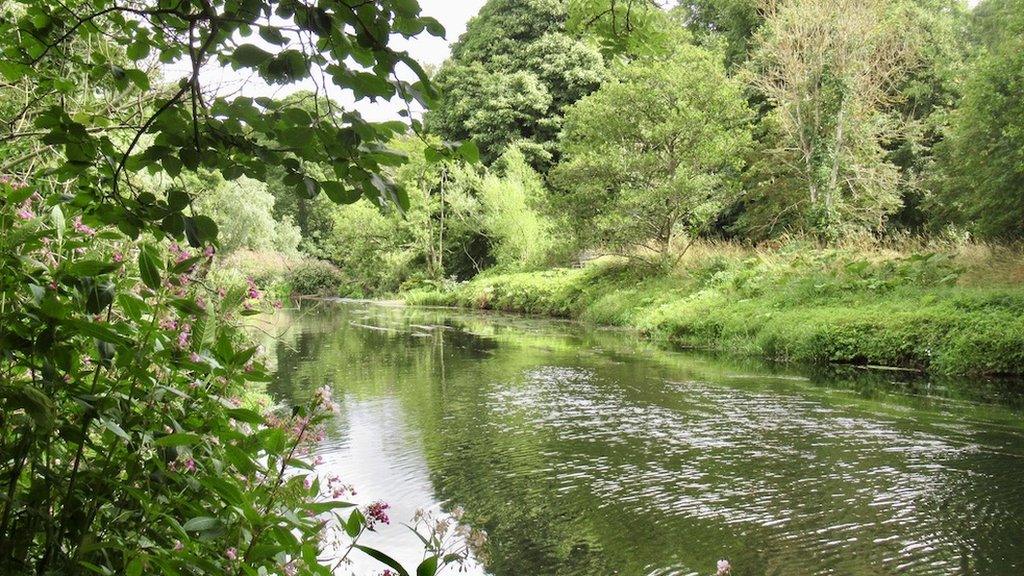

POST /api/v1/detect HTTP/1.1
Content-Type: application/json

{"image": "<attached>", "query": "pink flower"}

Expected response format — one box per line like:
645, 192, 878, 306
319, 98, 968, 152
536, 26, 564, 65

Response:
304, 476, 313, 490
365, 501, 390, 528
314, 455, 325, 466
717, 559, 731, 575
173, 540, 184, 551
225, 547, 237, 561
183, 459, 196, 473
189, 352, 201, 363
72, 216, 96, 236
16, 208, 34, 220
204, 245, 215, 257
113, 251, 124, 263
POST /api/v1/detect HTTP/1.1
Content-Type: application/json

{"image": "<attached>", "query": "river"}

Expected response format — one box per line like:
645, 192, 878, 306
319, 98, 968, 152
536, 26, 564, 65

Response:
265, 301, 1024, 576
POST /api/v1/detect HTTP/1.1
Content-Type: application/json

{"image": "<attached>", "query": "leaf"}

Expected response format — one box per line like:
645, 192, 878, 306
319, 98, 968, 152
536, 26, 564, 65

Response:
182, 516, 220, 532
154, 432, 203, 447
321, 181, 360, 204
233, 44, 274, 68
416, 556, 438, 576
345, 509, 364, 538
192, 215, 218, 242
66, 260, 120, 276
457, 140, 480, 164
167, 188, 190, 211
51, 205, 65, 241
353, 545, 409, 576
126, 556, 144, 576
101, 418, 131, 441
138, 248, 161, 290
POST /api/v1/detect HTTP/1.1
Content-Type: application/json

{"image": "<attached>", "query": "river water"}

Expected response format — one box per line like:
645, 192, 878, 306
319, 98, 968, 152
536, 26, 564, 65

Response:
266, 301, 1024, 576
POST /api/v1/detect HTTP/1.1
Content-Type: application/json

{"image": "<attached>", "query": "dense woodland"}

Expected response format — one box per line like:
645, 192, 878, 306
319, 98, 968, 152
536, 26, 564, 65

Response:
0, 0, 1022, 575
195, 0, 1024, 297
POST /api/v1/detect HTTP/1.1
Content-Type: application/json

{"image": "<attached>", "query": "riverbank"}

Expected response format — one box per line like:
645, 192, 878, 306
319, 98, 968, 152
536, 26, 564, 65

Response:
402, 243, 1024, 376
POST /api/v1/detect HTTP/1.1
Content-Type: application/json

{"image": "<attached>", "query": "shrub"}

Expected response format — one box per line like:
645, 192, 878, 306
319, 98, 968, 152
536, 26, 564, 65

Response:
287, 260, 346, 296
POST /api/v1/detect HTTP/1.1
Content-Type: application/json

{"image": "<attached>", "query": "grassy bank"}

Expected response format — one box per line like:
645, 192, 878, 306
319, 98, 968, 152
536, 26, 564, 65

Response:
403, 241, 1024, 376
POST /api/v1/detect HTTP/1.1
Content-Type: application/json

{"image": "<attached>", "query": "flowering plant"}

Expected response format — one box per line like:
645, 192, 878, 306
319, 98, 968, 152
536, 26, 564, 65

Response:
0, 179, 461, 575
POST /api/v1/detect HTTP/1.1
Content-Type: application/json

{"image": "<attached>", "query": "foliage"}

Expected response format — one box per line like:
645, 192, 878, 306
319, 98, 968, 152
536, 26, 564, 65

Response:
151, 171, 302, 255
742, 0, 918, 240
477, 147, 562, 271
428, 0, 606, 167
933, 0, 1024, 239
567, 0, 687, 58
551, 47, 752, 260
0, 0, 481, 574
0, 181, 472, 575
0, 0, 463, 230
407, 241, 1024, 376
286, 260, 346, 297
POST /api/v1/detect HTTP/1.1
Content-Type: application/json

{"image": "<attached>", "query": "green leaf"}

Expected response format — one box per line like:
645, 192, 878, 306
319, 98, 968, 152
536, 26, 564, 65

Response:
321, 181, 360, 204
51, 205, 65, 241
167, 188, 190, 211
138, 248, 161, 290
192, 215, 218, 242
233, 44, 274, 68
154, 432, 203, 447
353, 545, 409, 576
101, 418, 131, 441
126, 556, 144, 576
182, 516, 219, 532
416, 556, 438, 576
457, 140, 480, 164
345, 509, 364, 538
126, 41, 150, 60
66, 259, 120, 276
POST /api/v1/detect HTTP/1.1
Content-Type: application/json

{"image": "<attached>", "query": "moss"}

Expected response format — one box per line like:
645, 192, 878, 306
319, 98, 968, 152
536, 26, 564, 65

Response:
402, 252, 1024, 376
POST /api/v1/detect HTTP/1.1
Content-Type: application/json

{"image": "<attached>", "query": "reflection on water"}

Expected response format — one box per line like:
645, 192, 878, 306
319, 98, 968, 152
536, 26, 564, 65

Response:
266, 301, 1024, 576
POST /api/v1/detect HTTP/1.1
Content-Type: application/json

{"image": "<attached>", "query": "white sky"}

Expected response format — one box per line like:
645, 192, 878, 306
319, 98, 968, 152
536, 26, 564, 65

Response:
187, 0, 486, 122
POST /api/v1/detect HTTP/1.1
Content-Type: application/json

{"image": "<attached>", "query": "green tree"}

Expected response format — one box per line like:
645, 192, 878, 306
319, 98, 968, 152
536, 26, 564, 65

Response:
478, 147, 562, 271
933, 0, 1024, 238
551, 46, 752, 260
428, 0, 606, 168
742, 0, 918, 239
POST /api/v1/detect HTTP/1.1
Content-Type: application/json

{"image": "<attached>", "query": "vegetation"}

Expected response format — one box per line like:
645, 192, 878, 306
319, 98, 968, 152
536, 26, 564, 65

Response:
406, 240, 1024, 376
0, 0, 477, 574
2, 0, 1023, 573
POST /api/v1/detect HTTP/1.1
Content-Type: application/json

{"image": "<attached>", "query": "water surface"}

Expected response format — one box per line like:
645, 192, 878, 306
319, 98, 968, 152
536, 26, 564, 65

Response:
267, 301, 1024, 576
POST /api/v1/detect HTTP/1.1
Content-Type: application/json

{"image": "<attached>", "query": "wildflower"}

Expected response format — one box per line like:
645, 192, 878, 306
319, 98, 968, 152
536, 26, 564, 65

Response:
173, 540, 184, 551
204, 245, 215, 258
382, 571, 397, 576
225, 547, 238, 561
72, 216, 96, 236
365, 501, 390, 528
113, 251, 124, 263
283, 562, 298, 576
183, 459, 196, 473
189, 352, 201, 363
717, 560, 731, 576
16, 207, 34, 220
304, 476, 313, 490
313, 455, 325, 466
177, 323, 191, 349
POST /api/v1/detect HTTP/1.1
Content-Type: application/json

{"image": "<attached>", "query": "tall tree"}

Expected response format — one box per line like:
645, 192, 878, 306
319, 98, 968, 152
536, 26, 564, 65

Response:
742, 0, 918, 239
932, 0, 1024, 238
550, 46, 752, 260
428, 0, 606, 168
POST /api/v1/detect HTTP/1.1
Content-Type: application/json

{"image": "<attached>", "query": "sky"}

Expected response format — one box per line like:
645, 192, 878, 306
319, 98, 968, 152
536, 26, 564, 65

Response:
188, 0, 487, 122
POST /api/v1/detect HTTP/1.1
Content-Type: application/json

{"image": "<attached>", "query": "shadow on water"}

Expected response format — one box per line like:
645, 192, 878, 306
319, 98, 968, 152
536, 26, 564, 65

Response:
263, 300, 1024, 576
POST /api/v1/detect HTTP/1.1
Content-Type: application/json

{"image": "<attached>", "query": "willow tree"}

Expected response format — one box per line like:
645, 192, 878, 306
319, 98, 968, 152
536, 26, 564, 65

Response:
745, 0, 918, 239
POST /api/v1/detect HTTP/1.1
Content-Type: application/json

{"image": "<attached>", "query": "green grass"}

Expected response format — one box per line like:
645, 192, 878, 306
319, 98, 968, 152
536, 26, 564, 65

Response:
403, 245, 1024, 376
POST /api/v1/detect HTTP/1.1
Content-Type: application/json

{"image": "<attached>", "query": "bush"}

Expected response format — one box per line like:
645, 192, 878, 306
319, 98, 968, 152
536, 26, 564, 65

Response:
287, 260, 346, 296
